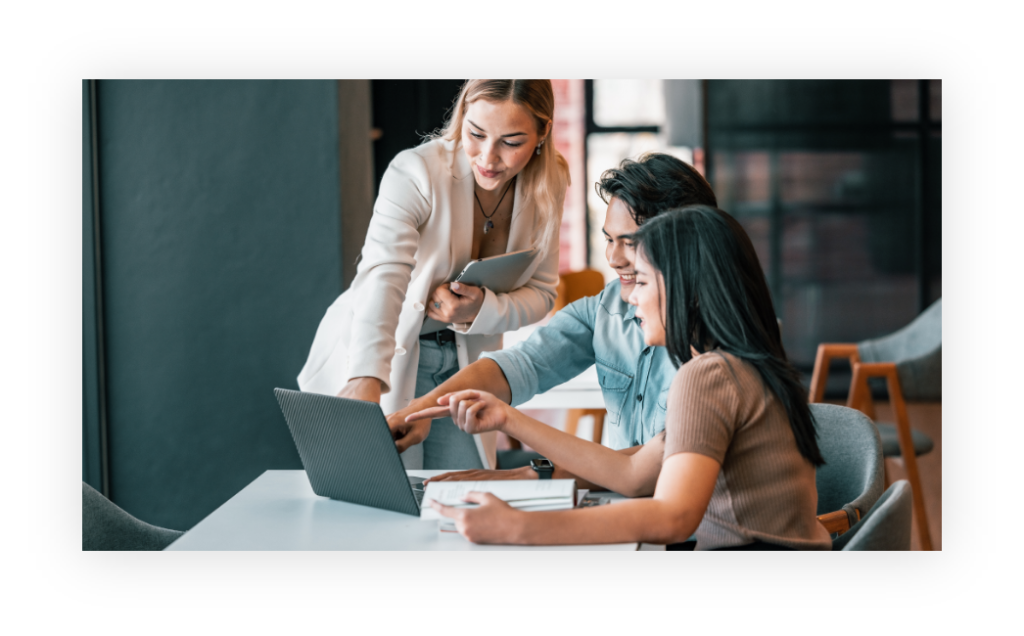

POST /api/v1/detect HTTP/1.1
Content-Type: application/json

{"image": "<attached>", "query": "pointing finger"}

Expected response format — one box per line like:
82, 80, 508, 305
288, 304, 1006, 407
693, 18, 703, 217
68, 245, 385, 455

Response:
466, 401, 486, 431
405, 406, 451, 422
446, 389, 482, 403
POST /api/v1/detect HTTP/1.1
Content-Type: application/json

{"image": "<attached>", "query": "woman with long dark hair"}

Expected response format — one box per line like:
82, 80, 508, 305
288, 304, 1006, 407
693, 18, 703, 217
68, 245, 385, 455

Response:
407, 205, 831, 549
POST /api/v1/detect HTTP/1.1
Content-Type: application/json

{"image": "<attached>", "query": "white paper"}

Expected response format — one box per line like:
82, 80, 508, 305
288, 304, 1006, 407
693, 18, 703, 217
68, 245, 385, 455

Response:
420, 479, 576, 520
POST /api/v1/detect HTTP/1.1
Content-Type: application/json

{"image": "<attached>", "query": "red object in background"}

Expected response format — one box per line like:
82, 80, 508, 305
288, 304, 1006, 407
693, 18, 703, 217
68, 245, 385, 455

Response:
551, 80, 587, 273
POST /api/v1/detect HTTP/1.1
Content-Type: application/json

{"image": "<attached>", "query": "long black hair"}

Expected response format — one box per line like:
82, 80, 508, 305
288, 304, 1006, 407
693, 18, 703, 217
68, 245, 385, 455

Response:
632, 205, 824, 466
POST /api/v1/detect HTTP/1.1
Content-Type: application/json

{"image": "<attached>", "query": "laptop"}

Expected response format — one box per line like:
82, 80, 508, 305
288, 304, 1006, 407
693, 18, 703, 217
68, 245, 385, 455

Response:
273, 388, 425, 516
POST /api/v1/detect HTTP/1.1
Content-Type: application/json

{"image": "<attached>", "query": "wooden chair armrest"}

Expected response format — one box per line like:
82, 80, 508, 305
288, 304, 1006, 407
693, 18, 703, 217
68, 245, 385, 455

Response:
809, 343, 862, 403
817, 508, 861, 536
818, 344, 861, 357
851, 362, 897, 377
848, 361, 898, 417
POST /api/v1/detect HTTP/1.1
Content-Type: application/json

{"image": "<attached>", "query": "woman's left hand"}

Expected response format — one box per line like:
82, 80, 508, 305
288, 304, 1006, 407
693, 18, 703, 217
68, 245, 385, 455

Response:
431, 492, 523, 544
426, 282, 484, 325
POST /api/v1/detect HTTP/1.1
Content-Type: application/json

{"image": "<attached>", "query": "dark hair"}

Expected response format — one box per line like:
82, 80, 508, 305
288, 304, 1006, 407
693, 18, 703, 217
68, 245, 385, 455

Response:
596, 153, 718, 226
632, 205, 824, 466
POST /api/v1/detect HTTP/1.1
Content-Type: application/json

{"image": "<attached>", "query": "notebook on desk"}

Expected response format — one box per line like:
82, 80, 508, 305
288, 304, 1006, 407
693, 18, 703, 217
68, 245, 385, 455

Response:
273, 388, 424, 516
419, 479, 578, 518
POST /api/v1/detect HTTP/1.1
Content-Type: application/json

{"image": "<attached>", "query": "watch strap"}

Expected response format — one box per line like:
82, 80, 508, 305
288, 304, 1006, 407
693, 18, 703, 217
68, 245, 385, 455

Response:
532, 460, 554, 480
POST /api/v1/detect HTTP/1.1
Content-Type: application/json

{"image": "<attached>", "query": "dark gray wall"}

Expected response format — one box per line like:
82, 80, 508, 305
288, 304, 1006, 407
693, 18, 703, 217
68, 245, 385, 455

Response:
88, 80, 342, 530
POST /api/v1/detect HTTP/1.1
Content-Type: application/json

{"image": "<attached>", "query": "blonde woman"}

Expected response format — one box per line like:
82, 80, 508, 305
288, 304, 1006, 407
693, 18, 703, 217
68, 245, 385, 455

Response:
298, 80, 570, 471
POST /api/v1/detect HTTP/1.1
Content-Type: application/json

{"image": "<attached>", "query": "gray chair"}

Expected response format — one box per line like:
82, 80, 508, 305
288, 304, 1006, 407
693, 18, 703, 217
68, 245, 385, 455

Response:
833, 480, 913, 551
811, 403, 885, 536
859, 299, 942, 401
83, 482, 183, 551
858, 298, 941, 460
809, 298, 940, 550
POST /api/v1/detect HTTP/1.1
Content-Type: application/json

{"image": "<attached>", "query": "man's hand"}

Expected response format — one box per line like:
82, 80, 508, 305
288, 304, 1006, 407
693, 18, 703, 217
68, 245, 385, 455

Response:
406, 389, 513, 435
386, 411, 431, 453
425, 466, 536, 484
430, 492, 525, 544
337, 377, 382, 403
426, 282, 484, 325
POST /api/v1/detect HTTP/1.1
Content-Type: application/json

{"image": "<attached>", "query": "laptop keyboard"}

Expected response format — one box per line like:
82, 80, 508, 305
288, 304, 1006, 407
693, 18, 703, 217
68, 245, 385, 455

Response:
409, 476, 426, 507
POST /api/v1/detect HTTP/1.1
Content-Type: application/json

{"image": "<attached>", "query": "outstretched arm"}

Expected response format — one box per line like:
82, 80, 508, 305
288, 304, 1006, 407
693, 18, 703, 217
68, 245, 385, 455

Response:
408, 390, 664, 497
387, 292, 599, 453
432, 452, 720, 546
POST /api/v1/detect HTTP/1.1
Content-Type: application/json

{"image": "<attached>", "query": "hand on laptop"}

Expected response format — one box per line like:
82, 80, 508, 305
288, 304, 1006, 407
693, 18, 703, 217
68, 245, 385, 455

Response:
406, 389, 512, 436
387, 412, 432, 453
424, 466, 536, 485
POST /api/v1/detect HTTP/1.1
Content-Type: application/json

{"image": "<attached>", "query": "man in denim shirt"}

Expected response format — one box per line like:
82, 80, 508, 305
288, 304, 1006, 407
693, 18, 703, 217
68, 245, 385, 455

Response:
388, 153, 718, 485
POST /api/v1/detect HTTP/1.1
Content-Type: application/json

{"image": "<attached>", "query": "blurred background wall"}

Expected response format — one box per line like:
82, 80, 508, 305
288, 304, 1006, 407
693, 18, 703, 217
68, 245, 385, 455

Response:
83, 79, 941, 531
703, 80, 941, 369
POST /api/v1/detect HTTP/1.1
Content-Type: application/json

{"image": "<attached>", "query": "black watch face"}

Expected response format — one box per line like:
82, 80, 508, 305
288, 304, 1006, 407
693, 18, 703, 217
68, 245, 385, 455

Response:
531, 458, 553, 470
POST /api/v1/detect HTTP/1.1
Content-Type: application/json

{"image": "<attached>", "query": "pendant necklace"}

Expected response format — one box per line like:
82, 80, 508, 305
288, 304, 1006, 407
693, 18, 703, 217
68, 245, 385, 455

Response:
475, 176, 515, 234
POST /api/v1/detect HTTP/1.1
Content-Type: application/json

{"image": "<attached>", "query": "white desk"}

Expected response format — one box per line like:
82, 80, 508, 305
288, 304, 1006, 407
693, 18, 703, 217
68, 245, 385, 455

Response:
166, 470, 639, 551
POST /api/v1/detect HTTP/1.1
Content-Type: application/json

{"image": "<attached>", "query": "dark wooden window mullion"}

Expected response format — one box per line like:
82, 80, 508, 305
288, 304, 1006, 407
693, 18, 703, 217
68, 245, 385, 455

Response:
916, 79, 931, 312
82, 79, 110, 495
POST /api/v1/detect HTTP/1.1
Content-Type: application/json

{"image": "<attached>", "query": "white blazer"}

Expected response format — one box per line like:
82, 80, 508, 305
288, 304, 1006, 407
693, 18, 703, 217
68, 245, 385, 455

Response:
297, 138, 561, 469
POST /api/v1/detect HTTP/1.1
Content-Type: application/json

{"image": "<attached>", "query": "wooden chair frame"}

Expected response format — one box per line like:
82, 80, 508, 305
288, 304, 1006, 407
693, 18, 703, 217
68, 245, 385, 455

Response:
564, 410, 605, 446
817, 509, 860, 536
809, 343, 934, 551
506, 411, 605, 451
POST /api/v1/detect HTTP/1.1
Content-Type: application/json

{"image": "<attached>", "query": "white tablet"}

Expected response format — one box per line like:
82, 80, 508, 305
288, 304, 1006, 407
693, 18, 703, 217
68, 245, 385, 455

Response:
453, 248, 538, 293
420, 248, 538, 333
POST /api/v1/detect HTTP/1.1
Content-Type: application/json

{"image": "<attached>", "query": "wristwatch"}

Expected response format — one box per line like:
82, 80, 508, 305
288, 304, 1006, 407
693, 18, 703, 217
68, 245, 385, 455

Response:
530, 458, 554, 480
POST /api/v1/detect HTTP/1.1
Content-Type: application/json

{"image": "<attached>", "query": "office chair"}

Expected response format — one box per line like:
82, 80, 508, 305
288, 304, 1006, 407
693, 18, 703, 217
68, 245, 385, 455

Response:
83, 482, 183, 551
809, 298, 941, 550
832, 481, 913, 551
811, 403, 885, 536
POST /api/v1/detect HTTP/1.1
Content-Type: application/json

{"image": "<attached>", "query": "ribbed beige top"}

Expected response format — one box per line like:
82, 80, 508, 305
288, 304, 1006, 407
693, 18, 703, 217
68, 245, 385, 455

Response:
663, 351, 832, 550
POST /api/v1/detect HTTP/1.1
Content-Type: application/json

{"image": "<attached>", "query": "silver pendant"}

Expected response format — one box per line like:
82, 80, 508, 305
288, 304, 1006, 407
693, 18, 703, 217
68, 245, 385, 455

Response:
484, 220, 493, 234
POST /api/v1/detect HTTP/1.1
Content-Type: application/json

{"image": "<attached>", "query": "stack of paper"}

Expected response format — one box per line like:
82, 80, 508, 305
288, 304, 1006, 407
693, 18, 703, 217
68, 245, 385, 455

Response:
420, 479, 577, 529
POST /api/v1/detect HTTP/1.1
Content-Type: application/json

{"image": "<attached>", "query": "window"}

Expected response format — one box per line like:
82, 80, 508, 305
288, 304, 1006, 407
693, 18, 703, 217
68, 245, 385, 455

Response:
705, 80, 941, 367
584, 80, 699, 282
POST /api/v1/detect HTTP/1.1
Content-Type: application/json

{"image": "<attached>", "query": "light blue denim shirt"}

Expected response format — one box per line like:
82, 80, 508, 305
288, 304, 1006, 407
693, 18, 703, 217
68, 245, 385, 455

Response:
481, 280, 679, 450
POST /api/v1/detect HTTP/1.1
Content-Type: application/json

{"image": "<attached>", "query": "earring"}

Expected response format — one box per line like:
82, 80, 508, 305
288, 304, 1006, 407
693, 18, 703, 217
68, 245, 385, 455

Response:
535, 141, 543, 156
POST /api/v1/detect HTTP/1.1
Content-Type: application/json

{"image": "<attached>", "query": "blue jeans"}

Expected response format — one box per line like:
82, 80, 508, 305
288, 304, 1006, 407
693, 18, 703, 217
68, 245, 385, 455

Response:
399, 338, 485, 471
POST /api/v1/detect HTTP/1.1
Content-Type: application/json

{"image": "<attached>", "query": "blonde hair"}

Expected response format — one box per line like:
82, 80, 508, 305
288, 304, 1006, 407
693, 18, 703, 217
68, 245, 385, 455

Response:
431, 80, 570, 255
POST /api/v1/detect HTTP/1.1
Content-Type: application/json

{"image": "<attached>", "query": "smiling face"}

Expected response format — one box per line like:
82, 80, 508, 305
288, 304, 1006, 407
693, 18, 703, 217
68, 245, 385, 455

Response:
628, 248, 667, 347
461, 98, 547, 192
602, 197, 642, 302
